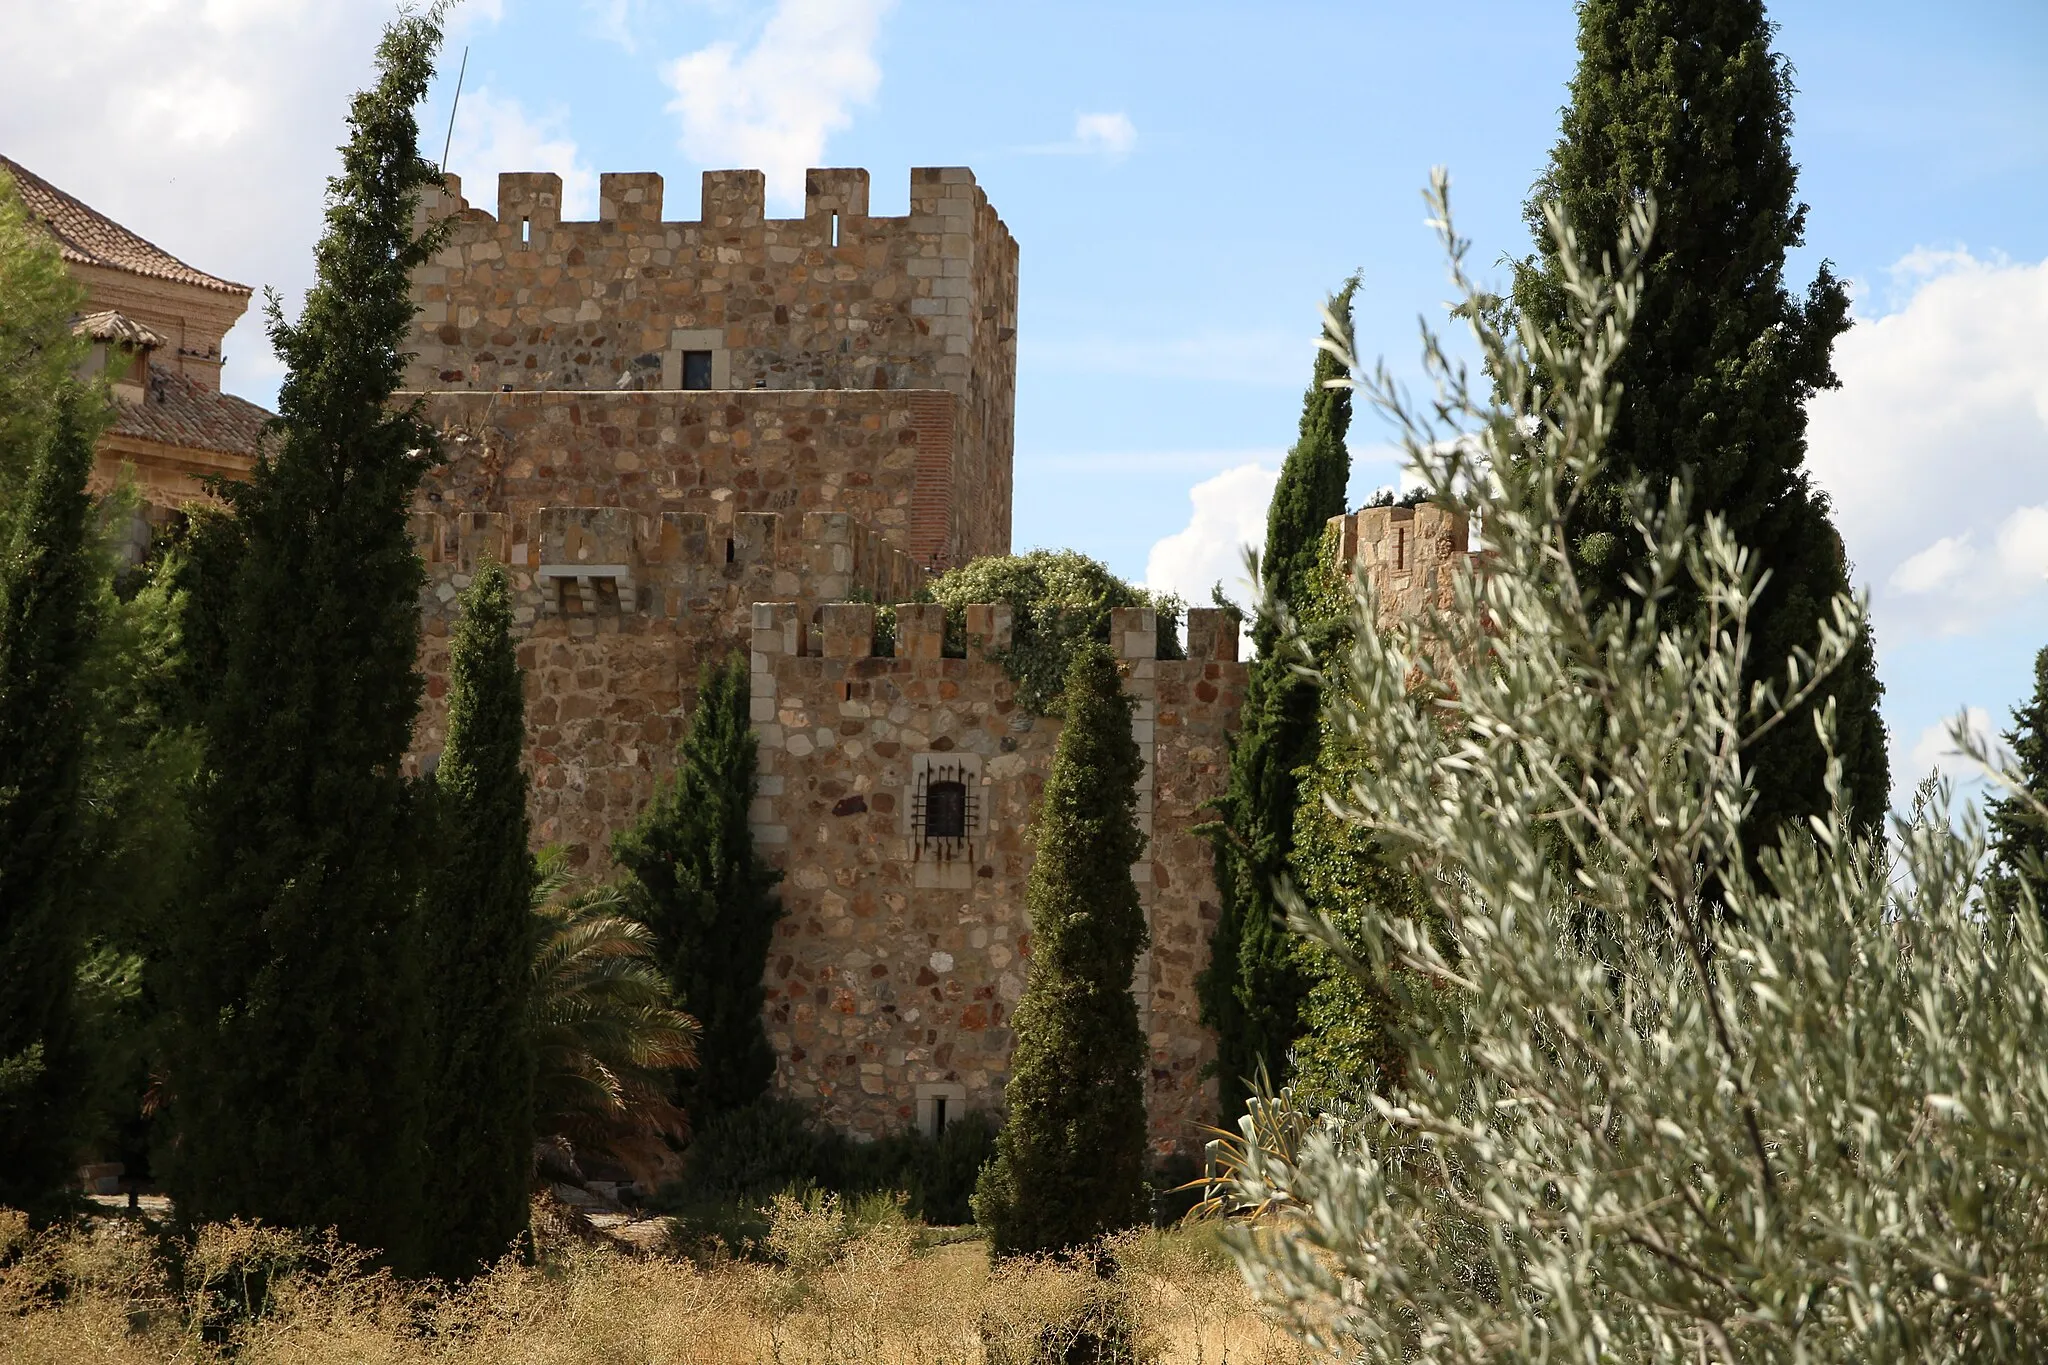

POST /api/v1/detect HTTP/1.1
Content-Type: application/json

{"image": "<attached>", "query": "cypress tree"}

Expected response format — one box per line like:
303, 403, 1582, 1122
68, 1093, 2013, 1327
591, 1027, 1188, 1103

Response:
1197, 282, 1354, 1125
973, 643, 1150, 1256
161, 12, 447, 1269
421, 561, 535, 1278
614, 652, 782, 1120
0, 399, 103, 1214
1514, 0, 1889, 847
1986, 647, 2048, 922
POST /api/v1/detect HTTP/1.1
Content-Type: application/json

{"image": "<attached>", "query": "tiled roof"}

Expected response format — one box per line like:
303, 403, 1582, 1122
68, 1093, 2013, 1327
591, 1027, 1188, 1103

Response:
0, 153, 250, 296
108, 366, 274, 461
74, 310, 166, 349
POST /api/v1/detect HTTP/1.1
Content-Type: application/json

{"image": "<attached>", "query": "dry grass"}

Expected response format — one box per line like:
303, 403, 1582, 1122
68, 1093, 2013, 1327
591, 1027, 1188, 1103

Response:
0, 1200, 1320, 1364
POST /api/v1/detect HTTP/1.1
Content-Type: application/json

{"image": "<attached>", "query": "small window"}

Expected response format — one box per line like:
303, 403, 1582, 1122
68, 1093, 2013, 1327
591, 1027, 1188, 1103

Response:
682, 350, 714, 390
520, 217, 530, 243
924, 779, 967, 840
831, 211, 839, 247
917, 1083, 967, 1139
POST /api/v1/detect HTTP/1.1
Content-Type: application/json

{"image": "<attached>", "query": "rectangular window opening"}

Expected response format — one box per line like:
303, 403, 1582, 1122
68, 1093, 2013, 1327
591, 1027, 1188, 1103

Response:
725, 536, 736, 564
932, 1095, 948, 1135
924, 779, 968, 840
682, 350, 714, 390
831, 211, 839, 247
520, 216, 530, 243
1395, 525, 1408, 571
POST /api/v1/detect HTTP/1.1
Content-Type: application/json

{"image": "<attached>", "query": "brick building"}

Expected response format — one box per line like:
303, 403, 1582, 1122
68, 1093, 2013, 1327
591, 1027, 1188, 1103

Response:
1, 154, 273, 528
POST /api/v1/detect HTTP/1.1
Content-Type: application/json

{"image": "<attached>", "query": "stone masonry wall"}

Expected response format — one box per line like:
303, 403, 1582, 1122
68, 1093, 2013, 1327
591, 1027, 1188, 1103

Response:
408, 386, 992, 569
749, 601, 1244, 1157
408, 497, 922, 864
406, 166, 1016, 568
1329, 502, 1477, 631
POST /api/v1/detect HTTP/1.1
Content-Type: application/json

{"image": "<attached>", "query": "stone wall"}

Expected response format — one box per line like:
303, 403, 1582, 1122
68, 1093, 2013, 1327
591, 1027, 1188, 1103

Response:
406, 166, 1017, 567
748, 601, 1244, 1157
408, 386, 995, 569
1328, 502, 1477, 630
408, 497, 923, 863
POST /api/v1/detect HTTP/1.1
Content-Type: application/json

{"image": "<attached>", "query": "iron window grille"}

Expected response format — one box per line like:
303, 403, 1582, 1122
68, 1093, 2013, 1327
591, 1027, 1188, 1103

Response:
911, 760, 980, 859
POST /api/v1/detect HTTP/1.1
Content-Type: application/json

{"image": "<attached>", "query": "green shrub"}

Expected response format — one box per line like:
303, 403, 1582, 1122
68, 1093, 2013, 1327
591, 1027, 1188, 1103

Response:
659, 1096, 997, 1232
925, 550, 1183, 713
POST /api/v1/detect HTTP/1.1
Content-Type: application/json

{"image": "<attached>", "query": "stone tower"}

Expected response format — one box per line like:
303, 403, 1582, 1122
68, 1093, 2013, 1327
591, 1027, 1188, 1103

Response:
402, 166, 1251, 1157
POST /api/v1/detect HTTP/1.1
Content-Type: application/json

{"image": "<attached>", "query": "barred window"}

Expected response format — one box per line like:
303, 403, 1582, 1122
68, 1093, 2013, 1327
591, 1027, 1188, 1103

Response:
924, 779, 967, 840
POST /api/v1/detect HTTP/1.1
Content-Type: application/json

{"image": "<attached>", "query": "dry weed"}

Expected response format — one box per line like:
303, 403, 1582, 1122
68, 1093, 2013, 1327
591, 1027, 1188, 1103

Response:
0, 1203, 1325, 1365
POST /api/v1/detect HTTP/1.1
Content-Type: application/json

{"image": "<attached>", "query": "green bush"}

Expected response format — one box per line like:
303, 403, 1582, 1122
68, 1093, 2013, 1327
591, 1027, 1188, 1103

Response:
924, 550, 1183, 713
658, 1097, 997, 1233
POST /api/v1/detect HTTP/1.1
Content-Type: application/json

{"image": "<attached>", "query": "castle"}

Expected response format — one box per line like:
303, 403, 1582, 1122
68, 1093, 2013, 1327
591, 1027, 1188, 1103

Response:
396, 165, 1472, 1157
3, 150, 1473, 1158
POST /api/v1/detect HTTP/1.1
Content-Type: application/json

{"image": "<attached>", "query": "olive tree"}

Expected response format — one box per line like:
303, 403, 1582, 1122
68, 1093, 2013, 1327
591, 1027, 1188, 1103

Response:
1213, 174, 2048, 1362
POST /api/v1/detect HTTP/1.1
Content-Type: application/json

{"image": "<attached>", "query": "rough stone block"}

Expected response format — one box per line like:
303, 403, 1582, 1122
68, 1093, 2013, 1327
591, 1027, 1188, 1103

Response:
1111, 607, 1157, 660
1183, 607, 1240, 662
897, 602, 945, 659
964, 602, 1012, 659
820, 602, 876, 658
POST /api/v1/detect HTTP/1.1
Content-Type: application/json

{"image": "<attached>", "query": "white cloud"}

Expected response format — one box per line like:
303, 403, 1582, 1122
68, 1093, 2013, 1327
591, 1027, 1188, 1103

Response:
444, 87, 600, 221
661, 0, 894, 212
1074, 112, 1137, 160
1908, 707, 2008, 781
582, 0, 644, 52
1890, 533, 1976, 596
1144, 462, 1280, 610
0, 0, 500, 411
1995, 505, 2048, 582
1806, 249, 2048, 636
1021, 112, 1138, 161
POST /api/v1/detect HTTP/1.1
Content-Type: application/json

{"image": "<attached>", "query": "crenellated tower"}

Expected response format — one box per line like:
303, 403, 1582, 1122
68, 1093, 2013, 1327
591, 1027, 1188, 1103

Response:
405, 166, 1017, 569
402, 165, 1251, 1163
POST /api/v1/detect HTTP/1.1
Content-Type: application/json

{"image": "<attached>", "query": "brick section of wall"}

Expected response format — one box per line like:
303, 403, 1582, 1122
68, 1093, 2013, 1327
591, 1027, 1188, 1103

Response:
409, 387, 994, 567
750, 603, 1244, 1156
407, 499, 923, 866
907, 392, 954, 568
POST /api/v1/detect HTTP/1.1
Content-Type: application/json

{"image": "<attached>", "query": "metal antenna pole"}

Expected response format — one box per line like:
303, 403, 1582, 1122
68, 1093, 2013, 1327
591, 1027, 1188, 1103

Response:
440, 46, 469, 174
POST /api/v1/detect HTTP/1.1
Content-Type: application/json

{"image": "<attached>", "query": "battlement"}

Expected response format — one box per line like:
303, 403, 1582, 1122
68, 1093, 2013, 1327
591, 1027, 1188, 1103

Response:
743, 601, 1244, 667
408, 163, 1018, 572
434, 165, 995, 237
1327, 502, 1478, 630
411, 164, 1016, 397
412, 501, 924, 617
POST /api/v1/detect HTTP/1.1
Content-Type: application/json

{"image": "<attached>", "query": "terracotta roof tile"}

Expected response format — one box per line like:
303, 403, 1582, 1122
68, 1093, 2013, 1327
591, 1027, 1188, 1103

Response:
0, 154, 250, 296
108, 366, 275, 461
75, 310, 167, 349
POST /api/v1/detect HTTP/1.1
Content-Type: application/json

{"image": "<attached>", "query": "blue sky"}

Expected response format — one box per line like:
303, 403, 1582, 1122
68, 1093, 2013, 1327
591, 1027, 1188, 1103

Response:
2, 0, 2043, 811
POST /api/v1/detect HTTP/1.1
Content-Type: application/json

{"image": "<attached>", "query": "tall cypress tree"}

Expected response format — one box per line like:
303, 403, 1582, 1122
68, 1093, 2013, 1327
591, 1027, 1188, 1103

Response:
974, 643, 1150, 1256
614, 652, 782, 1120
1198, 282, 1354, 1125
1986, 647, 2048, 922
0, 399, 102, 1215
1514, 0, 1888, 847
421, 561, 535, 1278
0, 169, 103, 1214
161, 13, 447, 1269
